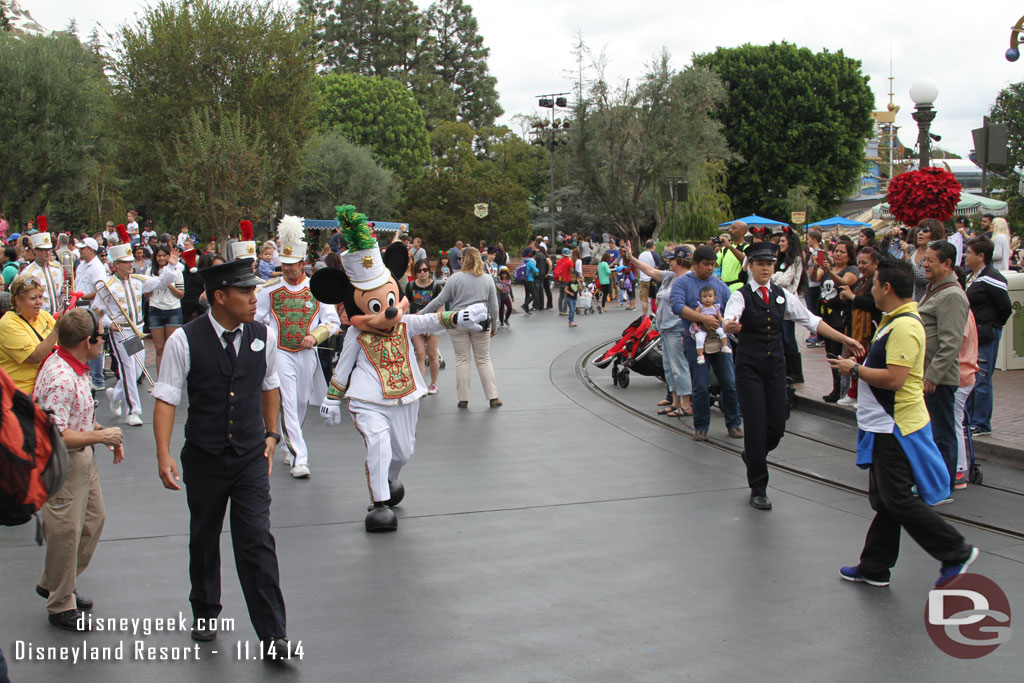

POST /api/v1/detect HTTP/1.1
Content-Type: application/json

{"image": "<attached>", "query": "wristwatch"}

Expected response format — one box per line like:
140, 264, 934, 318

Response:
850, 364, 860, 379
265, 431, 282, 443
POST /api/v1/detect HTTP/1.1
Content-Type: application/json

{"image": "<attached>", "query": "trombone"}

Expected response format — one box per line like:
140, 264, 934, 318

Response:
59, 250, 81, 314
94, 280, 155, 387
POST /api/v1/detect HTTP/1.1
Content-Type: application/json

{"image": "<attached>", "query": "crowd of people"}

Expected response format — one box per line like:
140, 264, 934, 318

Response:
0, 208, 1015, 669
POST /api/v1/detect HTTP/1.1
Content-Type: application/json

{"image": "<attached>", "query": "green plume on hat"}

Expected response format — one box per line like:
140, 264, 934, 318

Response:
335, 205, 376, 251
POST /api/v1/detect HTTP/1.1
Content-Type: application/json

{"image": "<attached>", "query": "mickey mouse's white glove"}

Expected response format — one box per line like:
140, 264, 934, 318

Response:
456, 303, 489, 331
320, 397, 343, 426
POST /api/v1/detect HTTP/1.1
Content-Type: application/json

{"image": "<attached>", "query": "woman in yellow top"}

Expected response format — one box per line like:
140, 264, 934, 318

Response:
0, 275, 59, 393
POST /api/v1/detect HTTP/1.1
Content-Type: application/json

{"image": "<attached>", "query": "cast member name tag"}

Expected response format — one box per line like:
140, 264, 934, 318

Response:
251, 339, 265, 352
776, 296, 785, 304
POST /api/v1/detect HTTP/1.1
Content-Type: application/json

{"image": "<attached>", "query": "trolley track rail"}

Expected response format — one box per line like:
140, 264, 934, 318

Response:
579, 341, 1024, 541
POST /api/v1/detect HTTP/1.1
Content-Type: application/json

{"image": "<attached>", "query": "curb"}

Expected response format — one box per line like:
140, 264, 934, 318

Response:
793, 389, 1024, 471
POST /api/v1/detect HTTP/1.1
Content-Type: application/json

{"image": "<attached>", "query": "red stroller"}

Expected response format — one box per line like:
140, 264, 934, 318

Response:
592, 316, 664, 388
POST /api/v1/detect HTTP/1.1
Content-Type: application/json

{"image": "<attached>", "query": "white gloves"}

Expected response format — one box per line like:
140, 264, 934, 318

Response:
320, 397, 343, 426
457, 303, 489, 331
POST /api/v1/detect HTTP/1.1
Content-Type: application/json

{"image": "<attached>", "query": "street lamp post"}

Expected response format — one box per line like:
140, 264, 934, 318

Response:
533, 92, 570, 245
909, 78, 939, 170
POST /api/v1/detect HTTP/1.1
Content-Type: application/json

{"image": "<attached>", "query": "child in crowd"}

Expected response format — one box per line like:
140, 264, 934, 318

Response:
496, 266, 514, 327
258, 243, 279, 280
434, 251, 452, 283
690, 285, 731, 364
566, 271, 582, 327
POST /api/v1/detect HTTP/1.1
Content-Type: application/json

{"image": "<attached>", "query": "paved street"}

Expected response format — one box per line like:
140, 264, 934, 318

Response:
1, 304, 1021, 682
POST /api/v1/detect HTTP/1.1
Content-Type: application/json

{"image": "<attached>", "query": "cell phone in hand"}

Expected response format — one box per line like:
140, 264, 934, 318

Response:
816, 251, 825, 265
826, 352, 839, 360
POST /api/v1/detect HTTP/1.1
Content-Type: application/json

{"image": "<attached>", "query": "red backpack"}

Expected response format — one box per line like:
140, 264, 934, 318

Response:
0, 367, 69, 527
553, 256, 573, 283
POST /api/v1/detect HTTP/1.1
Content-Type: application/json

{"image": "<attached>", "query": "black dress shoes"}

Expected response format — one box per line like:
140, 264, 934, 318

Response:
190, 621, 217, 642
49, 609, 89, 632
749, 495, 773, 510
262, 637, 294, 661
37, 584, 93, 610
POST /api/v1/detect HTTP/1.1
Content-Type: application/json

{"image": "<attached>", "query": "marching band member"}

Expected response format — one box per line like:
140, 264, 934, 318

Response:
94, 243, 179, 426
256, 216, 339, 478
21, 216, 64, 315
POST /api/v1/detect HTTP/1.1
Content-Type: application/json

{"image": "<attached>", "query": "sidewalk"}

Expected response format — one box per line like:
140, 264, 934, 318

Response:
792, 331, 1024, 470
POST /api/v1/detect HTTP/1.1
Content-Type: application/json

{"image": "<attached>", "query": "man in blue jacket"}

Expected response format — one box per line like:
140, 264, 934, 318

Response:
670, 245, 742, 442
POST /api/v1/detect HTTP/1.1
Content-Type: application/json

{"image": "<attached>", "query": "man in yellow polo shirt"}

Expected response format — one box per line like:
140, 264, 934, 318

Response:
830, 257, 977, 589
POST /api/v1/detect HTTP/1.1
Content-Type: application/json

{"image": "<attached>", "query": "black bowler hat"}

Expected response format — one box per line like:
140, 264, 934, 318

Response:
746, 241, 779, 262
199, 258, 263, 293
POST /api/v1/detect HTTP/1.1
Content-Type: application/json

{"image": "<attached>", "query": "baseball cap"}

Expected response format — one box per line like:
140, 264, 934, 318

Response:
7, 232, 21, 243
562, 248, 571, 256
81, 237, 99, 251
665, 246, 692, 262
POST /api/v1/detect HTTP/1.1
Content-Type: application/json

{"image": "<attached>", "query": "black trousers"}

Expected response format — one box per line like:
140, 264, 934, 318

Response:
735, 357, 788, 496
857, 432, 971, 582
522, 281, 535, 311
181, 442, 286, 641
542, 277, 553, 309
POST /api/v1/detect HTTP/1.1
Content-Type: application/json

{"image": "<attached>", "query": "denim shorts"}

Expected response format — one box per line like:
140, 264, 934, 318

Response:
149, 306, 183, 328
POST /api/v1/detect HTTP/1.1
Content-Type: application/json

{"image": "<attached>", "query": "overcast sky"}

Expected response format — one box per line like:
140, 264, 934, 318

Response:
30, 0, 1024, 157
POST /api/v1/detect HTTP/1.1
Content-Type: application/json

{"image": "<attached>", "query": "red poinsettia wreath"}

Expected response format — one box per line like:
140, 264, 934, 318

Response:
886, 167, 961, 226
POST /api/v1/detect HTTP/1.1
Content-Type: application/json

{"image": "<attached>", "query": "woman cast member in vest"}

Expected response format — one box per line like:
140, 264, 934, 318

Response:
723, 242, 863, 510
152, 258, 294, 660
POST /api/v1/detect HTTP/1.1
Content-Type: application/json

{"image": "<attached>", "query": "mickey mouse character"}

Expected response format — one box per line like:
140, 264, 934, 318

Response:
313, 206, 487, 532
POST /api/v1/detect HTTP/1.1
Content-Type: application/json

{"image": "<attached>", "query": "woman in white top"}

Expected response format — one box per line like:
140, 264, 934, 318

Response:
145, 244, 184, 371
991, 217, 1012, 271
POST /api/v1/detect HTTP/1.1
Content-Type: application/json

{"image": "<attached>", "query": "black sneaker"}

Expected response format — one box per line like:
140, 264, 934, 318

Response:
49, 609, 90, 632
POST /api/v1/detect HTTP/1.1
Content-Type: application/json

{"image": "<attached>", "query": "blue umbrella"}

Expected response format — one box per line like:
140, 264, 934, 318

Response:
806, 216, 871, 230
718, 214, 789, 229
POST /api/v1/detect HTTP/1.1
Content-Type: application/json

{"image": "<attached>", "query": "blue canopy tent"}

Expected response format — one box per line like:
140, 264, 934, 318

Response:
806, 216, 871, 230
302, 219, 409, 233
718, 214, 789, 230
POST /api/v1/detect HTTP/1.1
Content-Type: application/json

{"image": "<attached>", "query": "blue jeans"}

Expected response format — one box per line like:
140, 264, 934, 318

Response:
967, 327, 1001, 432
567, 297, 577, 323
89, 351, 105, 388
924, 384, 957, 493
659, 326, 691, 398
684, 333, 741, 431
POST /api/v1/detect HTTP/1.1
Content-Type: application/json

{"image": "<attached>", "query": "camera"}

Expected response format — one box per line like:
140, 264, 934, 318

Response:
711, 236, 723, 245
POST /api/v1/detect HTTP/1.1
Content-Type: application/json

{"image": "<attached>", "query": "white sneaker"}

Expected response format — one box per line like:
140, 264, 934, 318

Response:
721, 346, 732, 354
427, 384, 438, 395
106, 388, 122, 417
290, 464, 311, 478
283, 453, 294, 467
697, 356, 706, 365
837, 396, 857, 407
124, 414, 143, 426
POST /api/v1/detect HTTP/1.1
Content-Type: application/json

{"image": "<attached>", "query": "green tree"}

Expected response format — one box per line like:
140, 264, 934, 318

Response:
111, 0, 317, 216
693, 42, 874, 218
660, 159, 733, 242
315, 72, 430, 180
0, 32, 113, 225
401, 121, 533, 248
986, 82, 1024, 225
418, 0, 501, 128
286, 130, 399, 220
317, 0, 423, 77
162, 107, 276, 241
572, 48, 733, 246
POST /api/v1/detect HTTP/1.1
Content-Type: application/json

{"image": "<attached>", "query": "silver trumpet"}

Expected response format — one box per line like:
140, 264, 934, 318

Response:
59, 250, 76, 313
94, 280, 155, 387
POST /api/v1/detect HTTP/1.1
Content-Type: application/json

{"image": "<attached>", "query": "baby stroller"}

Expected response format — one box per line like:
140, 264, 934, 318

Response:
577, 285, 596, 315
593, 316, 664, 388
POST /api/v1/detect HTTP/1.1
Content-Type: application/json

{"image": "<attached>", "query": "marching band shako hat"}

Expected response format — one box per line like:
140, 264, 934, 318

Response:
199, 258, 263, 293
108, 243, 134, 263
276, 215, 307, 265
232, 219, 257, 261
746, 241, 779, 262
337, 205, 389, 291
30, 215, 52, 249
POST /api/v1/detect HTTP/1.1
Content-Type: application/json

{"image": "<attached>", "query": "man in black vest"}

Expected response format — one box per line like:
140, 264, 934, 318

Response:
152, 258, 293, 661
723, 242, 862, 510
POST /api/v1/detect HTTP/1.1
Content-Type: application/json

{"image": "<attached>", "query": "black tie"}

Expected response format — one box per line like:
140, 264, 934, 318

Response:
222, 330, 239, 365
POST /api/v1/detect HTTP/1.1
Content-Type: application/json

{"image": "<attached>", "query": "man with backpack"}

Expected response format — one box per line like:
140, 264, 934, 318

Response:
33, 309, 124, 631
